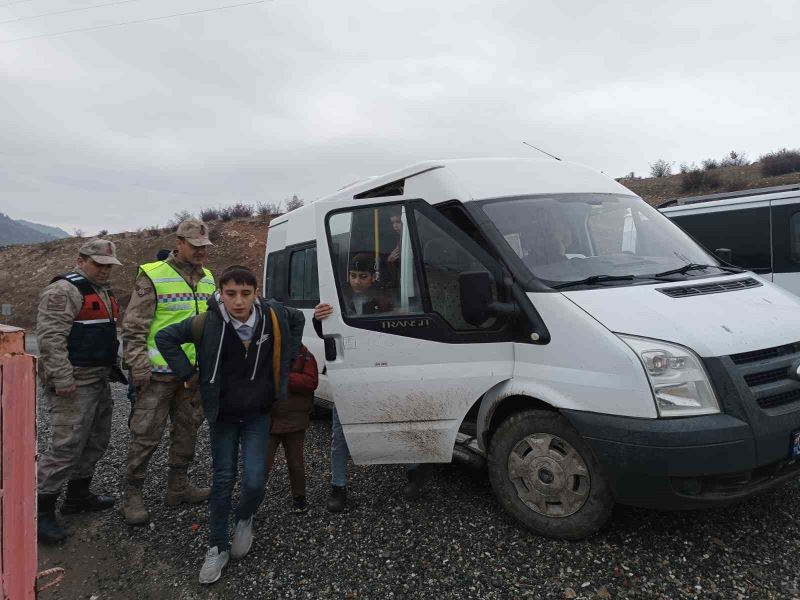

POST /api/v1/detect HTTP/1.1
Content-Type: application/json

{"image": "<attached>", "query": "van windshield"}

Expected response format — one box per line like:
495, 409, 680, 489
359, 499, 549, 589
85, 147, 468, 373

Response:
480, 194, 717, 286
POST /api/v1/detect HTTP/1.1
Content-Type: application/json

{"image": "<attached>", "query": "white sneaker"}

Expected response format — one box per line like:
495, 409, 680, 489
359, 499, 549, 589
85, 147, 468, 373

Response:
199, 546, 230, 584
230, 516, 254, 560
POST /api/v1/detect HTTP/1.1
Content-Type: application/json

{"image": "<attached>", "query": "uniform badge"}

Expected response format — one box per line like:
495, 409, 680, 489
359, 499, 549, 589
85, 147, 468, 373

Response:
47, 294, 67, 311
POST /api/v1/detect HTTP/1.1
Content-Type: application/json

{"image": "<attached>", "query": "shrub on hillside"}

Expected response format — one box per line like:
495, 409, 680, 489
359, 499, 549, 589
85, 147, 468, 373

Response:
285, 195, 304, 212
220, 203, 254, 221
649, 159, 673, 178
701, 158, 720, 170
73, 228, 84, 238
200, 207, 220, 221
720, 150, 749, 168
257, 201, 280, 217
681, 165, 721, 193
146, 226, 161, 237
168, 210, 193, 231
760, 148, 800, 176
98, 229, 108, 236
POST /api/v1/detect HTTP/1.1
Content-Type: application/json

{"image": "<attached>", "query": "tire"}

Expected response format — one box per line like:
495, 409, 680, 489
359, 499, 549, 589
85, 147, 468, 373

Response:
487, 409, 613, 540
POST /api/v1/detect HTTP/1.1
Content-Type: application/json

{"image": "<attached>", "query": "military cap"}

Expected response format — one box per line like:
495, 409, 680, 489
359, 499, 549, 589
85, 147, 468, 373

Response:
79, 238, 122, 265
176, 218, 213, 247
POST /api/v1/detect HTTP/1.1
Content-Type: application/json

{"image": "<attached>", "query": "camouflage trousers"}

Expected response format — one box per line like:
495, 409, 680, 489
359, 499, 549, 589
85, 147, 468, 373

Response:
38, 380, 113, 495
125, 377, 204, 485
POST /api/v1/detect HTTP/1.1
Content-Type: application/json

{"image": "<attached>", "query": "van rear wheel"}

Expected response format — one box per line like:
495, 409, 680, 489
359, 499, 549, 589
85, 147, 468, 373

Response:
488, 409, 613, 540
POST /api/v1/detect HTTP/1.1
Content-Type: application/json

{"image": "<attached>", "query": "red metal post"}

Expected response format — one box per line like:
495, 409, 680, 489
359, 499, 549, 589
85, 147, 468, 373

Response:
0, 325, 37, 600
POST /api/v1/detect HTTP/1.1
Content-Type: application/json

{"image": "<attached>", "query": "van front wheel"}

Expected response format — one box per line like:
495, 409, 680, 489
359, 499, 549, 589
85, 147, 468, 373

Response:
487, 409, 613, 540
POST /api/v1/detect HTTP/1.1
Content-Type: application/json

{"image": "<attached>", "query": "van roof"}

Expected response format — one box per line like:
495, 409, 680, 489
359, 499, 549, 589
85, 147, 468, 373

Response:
659, 183, 800, 211
318, 157, 634, 205
269, 158, 636, 230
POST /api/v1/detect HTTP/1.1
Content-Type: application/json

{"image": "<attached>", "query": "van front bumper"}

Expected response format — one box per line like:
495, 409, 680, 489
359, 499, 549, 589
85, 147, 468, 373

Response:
562, 409, 800, 510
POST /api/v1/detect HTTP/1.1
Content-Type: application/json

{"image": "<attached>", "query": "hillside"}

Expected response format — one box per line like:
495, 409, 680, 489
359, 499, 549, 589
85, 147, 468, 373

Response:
0, 218, 269, 331
621, 162, 800, 207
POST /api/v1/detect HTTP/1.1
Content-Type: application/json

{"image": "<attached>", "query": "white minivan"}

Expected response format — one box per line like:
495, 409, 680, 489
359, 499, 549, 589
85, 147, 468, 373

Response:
264, 158, 800, 539
659, 184, 800, 296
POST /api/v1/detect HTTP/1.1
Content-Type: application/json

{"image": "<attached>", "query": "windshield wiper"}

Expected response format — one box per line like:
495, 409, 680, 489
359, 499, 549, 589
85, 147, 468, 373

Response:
651, 263, 745, 278
552, 274, 635, 290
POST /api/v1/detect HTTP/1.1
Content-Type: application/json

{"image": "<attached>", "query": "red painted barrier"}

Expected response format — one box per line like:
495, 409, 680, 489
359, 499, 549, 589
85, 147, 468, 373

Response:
0, 325, 37, 600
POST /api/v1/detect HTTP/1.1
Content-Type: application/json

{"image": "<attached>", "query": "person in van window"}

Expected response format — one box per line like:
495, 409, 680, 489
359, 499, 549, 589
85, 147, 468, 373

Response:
155, 265, 304, 584
312, 302, 428, 512
343, 253, 394, 316
386, 208, 404, 289
266, 343, 318, 514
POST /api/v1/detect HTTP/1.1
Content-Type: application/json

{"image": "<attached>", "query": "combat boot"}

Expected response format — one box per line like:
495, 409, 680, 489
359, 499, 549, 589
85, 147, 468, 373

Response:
165, 469, 210, 506
121, 484, 150, 526
61, 477, 115, 514
38, 493, 69, 544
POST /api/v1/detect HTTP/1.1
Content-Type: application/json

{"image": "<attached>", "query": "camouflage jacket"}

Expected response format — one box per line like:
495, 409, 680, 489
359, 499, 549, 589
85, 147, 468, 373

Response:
37, 268, 114, 389
121, 253, 209, 382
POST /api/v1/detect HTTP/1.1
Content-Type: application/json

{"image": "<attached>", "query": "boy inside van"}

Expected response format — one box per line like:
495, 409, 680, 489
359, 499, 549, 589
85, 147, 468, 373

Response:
155, 265, 304, 584
342, 253, 394, 316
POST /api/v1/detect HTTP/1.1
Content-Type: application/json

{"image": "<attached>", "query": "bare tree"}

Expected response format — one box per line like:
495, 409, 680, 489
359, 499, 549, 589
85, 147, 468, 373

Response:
649, 159, 674, 178
257, 201, 281, 217
73, 228, 85, 238
720, 150, 749, 167
285, 195, 304, 212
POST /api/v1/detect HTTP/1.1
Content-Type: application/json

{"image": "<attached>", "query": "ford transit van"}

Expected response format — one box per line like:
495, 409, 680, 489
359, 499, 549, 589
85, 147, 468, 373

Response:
264, 158, 800, 539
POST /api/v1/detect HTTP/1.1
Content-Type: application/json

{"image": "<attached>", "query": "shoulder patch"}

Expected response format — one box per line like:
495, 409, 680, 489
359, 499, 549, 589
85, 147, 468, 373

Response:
46, 293, 68, 312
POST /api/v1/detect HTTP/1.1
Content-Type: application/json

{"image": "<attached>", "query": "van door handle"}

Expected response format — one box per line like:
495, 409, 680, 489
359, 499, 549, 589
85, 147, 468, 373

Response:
323, 335, 337, 362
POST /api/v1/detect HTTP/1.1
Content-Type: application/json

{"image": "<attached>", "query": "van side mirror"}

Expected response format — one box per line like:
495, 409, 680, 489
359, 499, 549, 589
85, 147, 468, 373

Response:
459, 271, 493, 326
459, 271, 517, 326
715, 248, 733, 264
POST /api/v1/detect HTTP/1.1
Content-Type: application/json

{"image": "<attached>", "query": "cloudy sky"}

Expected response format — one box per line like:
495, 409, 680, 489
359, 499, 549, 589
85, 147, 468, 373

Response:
1, 0, 798, 234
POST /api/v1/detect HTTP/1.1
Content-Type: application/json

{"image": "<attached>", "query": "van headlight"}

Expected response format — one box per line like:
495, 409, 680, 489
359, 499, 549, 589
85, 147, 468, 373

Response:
619, 335, 719, 418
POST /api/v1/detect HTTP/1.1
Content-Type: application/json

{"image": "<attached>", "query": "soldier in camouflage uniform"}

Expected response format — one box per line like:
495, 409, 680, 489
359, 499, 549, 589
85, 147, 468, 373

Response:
37, 239, 123, 543
120, 219, 215, 525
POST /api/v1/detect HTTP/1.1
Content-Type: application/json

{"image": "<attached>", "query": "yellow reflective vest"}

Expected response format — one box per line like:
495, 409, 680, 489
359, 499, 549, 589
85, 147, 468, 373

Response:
140, 261, 215, 374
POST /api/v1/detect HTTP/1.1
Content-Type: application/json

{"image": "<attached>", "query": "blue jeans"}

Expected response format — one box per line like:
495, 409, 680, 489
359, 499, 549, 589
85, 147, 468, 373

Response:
209, 414, 270, 551
330, 407, 418, 487
331, 408, 350, 487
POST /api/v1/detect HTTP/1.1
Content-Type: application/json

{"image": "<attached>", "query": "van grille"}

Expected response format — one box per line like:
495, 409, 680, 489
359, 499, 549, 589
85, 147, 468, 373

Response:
657, 278, 761, 298
729, 341, 800, 410
731, 342, 800, 365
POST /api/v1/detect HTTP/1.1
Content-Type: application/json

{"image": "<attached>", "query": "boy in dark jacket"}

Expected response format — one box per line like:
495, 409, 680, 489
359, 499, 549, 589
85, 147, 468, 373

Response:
155, 265, 304, 585
266, 344, 318, 513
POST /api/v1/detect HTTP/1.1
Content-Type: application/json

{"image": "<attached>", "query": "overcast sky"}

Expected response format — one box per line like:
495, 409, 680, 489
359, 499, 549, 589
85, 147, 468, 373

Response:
1, 0, 798, 234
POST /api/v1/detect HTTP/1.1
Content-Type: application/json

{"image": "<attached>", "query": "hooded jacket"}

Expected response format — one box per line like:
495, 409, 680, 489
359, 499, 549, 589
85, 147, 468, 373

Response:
155, 294, 305, 424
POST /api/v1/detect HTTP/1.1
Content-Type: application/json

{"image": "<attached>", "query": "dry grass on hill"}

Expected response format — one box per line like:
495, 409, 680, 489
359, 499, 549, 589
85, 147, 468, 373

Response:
622, 162, 800, 207
0, 218, 270, 331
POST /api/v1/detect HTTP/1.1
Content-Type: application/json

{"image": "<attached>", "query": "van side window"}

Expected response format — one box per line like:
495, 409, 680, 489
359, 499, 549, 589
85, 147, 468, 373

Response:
289, 245, 319, 302
265, 250, 289, 301
413, 209, 499, 331
791, 213, 800, 264
327, 205, 422, 318
670, 207, 772, 272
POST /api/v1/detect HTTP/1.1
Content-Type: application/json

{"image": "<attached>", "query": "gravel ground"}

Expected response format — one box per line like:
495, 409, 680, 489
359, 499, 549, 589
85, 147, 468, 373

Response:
37, 383, 800, 599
